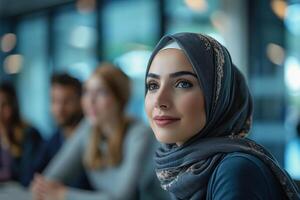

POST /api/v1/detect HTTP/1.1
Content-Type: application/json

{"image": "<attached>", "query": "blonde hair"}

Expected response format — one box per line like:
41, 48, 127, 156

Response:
84, 63, 131, 169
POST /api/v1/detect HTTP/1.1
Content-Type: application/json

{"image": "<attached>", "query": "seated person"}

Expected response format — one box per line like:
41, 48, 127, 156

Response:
34, 73, 92, 190
0, 81, 42, 187
31, 63, 168, 200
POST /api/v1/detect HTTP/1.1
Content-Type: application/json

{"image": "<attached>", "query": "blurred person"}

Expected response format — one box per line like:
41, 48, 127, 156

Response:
144, 32, 300, 199
0, 81, 42, 187
285, 119, 300, 182
31, 63, 168, 200
33, 73, 92, 190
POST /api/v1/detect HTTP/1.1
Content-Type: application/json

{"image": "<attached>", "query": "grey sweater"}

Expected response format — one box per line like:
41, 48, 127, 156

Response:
44, 119, 168, 200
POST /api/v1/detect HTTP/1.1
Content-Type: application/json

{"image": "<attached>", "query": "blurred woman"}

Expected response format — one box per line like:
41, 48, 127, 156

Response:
31, 63, 166, 200
0, 81, 42, 187
145, 32, 300, 199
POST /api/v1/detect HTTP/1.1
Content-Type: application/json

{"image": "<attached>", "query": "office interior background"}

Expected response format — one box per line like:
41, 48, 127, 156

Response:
0, 0, 300, 181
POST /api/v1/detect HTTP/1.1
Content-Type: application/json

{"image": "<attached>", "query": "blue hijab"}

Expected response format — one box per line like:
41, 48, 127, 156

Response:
145, 32, 299, 200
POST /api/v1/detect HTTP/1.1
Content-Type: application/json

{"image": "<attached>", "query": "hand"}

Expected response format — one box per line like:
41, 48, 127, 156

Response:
30, 174, 67, 200
31, 174, 47, 200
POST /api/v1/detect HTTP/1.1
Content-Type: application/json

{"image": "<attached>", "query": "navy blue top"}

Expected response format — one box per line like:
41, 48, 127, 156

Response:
11, 126, 43, 187
34, 129, 93, 190
34, 129, 64, 173
207, 152, 284, 200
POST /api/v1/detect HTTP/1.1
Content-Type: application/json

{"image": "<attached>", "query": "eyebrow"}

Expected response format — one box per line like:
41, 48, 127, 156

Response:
147, 71, 198, 79
170, 71, 197, 78
147, 73, 160, 79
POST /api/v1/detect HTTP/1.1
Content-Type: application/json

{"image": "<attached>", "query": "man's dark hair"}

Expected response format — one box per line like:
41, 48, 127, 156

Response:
51, 73, 82, 96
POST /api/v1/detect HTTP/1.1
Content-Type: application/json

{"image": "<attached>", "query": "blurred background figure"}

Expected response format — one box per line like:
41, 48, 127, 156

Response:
0, 81, 42, 187
31, 63, 168, 200
33, 73, 92, 190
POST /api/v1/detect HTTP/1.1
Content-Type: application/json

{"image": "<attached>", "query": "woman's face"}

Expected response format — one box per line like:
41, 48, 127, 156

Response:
0, 91, 13, 125
82, 75, 119, 126
145, 49, 206, 145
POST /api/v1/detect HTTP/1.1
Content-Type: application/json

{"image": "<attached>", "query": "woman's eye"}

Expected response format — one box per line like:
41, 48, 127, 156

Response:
147, 82, 159, 91
176, 80, 193, 88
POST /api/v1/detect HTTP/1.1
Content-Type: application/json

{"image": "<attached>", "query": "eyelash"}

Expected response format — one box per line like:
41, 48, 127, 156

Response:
146, 81, 159, 91
146, 80, 193, 91
175, 80, 193, 88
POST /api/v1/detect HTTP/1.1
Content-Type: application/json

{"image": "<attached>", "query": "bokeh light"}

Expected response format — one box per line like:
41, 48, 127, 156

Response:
1, 33, 17, 52
3, 54, 23, 74
266, 43, 285, 65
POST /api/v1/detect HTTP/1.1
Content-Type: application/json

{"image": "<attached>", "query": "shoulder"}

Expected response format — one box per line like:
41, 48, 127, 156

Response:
123, 120, 155, 153
23, 125, 43, 141
45, 130, 63, 146
216, 152, 268, 176
207, 152, 282, 199
126, 120, 153, 141
75, 119, 91, 135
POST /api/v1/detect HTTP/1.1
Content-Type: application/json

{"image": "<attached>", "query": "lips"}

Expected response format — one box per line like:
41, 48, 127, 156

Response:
153, 115, 180, 126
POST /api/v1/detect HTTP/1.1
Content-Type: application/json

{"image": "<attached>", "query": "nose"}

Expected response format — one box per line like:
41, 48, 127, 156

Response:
84, 92, 97, 106
154, 84, 171, 110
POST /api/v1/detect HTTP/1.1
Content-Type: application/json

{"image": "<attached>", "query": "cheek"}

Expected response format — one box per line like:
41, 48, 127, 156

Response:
178, 92, 206, 125
81, 97, 88, 112
95, 97, 118, 117
0, 107, 13, 122
97, 97, 112, 109
51, 102, 58, 111
65, 104, 78, 115
81, 96, 96, 118
93, 101, 104, 113
68, 98, 81, 109
3, 106, 13, 119
145, 95, 154, 121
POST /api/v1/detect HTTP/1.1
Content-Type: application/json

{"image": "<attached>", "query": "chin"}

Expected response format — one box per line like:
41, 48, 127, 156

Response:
57, 120, 68, 127
154, 133, 177, 144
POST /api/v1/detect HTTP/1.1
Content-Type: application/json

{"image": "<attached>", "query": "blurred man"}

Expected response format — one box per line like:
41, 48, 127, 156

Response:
50, 73, 83, 140
34, 73, 91, 189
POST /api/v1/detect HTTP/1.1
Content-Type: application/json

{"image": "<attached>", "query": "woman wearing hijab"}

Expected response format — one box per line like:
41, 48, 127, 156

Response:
145, 32, 300, 200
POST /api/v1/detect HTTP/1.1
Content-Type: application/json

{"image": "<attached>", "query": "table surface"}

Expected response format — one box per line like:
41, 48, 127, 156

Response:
0, 182, 31, 200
